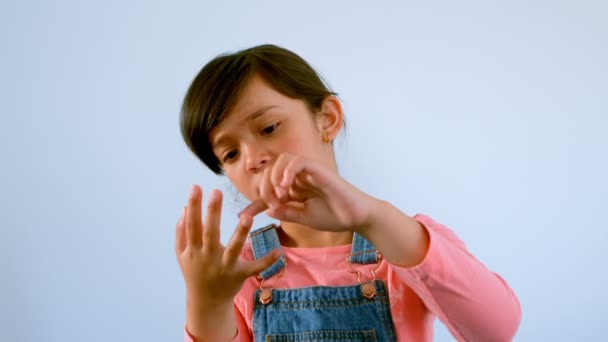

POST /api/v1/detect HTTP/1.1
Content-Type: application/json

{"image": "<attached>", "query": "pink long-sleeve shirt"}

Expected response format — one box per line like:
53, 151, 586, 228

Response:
185, 214, 521, 341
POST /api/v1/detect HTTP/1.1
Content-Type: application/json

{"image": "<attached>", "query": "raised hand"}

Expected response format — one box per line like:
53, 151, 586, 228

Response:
175, 185, 280, 339
239, 153, 379, 233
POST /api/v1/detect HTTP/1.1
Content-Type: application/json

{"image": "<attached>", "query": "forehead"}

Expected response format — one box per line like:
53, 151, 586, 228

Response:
209, 76, 285, 141
229, 75, 285, 118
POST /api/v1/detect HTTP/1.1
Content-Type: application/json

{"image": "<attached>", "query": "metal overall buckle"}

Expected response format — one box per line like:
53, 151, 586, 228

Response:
256, 258, 287, 305
346, 252, 382, 299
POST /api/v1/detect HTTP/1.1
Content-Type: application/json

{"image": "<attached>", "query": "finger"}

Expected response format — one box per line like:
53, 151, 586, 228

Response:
286, 157, 329, 191
270, 154, 291, 200
223, 214, 253, 266
202, 189, 222, 253
286, 176, 310, 202
186, 185, 203, 247
280, 156, 306, 189
238, 199, 268, 218
266, 202, 306, 223
175, 206, 187, 253
259, 167, 280, 209
244, 249, 282, 278
278, 164, 315, 203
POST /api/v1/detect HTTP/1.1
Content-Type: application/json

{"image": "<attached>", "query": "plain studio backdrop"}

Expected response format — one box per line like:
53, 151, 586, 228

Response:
1, 1, 606, 341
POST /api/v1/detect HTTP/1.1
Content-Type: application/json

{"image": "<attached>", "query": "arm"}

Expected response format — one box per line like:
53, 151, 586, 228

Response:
356, 199, 430, 268
184, 303, 250, 342
237, 154, 520, 340
176, 185, 278, 342
184, 297, 236, 341
357, 202, 521, 341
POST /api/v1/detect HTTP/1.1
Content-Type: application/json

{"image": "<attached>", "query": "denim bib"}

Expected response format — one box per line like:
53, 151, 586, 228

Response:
249, 224, 397, 342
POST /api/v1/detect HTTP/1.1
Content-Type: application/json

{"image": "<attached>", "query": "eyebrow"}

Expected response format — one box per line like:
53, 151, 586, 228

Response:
246, 105, 277, 121
212, 105, 278, 149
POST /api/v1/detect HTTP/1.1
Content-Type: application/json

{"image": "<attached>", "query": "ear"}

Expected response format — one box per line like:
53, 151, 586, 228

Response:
315, 95, 344, 141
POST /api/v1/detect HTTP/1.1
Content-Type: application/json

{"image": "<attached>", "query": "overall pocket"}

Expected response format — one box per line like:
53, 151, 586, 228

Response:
265, 329, 377, 342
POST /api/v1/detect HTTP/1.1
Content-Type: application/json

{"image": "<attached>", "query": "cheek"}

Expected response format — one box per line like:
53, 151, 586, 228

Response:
279, 140, 301, 153
278, 130, 320, 154
226, 172, 256, 201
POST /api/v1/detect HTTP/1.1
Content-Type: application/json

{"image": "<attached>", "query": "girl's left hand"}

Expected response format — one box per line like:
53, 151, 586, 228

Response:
239, 153, 379, 233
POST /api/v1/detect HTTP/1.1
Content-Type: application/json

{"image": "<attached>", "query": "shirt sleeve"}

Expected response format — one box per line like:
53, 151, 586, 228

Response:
184, 303, 251, 342
388, 214, 522, 341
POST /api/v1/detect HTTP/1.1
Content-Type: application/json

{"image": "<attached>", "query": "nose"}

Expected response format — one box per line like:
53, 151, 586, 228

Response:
244, 143, 271, 174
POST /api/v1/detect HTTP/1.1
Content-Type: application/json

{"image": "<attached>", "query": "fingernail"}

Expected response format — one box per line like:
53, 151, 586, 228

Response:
190, 186, 196, 198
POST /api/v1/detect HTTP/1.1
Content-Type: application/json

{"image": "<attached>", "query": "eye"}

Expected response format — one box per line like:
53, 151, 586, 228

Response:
261, 122, 280, 136
222, 149, 238, 163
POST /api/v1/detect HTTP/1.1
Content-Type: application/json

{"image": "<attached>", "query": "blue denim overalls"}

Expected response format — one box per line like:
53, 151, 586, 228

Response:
249, 224, 397, 342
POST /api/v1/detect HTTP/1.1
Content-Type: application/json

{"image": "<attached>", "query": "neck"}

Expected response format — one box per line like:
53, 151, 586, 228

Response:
277, 221, 353, 248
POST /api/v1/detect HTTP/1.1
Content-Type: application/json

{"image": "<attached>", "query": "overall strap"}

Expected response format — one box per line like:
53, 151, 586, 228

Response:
249, 224, 286, 280
250, 225, 378, 279
348, 233, 379, 264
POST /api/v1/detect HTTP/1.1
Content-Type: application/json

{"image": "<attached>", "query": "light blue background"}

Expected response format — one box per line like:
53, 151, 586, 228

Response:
1, 1, 606, 341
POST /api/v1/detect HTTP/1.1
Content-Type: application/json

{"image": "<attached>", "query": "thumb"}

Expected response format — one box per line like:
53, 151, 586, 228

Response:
246, 249, 282, 278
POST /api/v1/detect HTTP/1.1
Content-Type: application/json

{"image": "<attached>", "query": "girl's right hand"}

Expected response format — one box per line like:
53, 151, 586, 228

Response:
175, 185, 280, 308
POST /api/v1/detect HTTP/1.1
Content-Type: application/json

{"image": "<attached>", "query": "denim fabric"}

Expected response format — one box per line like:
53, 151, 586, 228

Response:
265, 330, 378, 342
249, 225, 397, 342
348, 233, 379, 264
250, 224, 287, 280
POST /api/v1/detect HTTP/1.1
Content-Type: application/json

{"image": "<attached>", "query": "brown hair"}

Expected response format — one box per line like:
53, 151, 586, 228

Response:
180, 44, 337, 175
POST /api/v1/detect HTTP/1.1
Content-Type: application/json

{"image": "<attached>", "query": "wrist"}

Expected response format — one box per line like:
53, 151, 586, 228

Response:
186, 293, 236, 341
186, 289, 233, 314
353, 196, 386, 236
354, 199, 429, 267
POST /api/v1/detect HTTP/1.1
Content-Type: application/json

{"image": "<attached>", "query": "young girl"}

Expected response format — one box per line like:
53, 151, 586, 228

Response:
175, 44, 521, 342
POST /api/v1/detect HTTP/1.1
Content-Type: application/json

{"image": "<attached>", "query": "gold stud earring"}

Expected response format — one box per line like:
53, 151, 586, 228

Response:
322, 131, 330, 143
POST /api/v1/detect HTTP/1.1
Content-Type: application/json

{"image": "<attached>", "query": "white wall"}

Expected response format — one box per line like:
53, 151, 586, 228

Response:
1, 1, 606, 341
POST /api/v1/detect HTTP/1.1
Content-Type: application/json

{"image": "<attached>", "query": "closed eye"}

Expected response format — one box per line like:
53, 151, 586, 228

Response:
261, 122, 280, 136
223, 149, 238, 163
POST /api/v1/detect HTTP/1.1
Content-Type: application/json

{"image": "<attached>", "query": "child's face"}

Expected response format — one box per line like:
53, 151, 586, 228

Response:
209, 75, 337, 203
